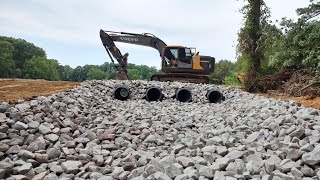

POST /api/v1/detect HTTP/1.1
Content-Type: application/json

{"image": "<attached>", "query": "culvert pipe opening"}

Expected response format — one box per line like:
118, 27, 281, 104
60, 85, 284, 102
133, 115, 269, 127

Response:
176, 88, 192, 102
207, 90, 223, 103
114, 87, 130, 101
145, 87, 163, 102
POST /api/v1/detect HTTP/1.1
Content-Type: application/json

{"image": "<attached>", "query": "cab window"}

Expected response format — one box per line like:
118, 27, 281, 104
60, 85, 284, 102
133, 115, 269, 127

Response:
170, 48, 178, 59
185, 48, 192, 58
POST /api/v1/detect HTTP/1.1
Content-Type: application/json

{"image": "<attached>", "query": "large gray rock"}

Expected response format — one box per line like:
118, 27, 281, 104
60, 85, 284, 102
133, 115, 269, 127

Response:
19, 150, 35, 159
300, 165, 314, 177
0, 104, 10, 113
0, 142, 9, 152
6, 145, 21, 154
32, 171, 48, 180
18, 163, 32, 174
39, 124, 51, 134
245, 154, 263, 174
28, 121, 39, 129
215, 157, 231, 170
145, 159, 165, 175
264, 155, 281, 173
302, 144, 320, 165
46, 148, 61, 159
61, 160, 82, 174
0, 168, 5, 179
291, 167, 303, 178
0, 132, 7, 140
164, 163, 182, 178
279, 159, 296, 173
199, 166, 214, 178
6, 175, 28, 180
13, 121, 28, 130
153, 172, 171, 180
272, 170, 294, 180
225, 150, 244, 160
213, 171, 226, 180
176, 156, 194, 167
111, 167, 124, 179
225, 159, 245, 176
0, 159, 14, 172
75, 137, 90, 144
44, 134, 59, 143
15, 103, 30, 112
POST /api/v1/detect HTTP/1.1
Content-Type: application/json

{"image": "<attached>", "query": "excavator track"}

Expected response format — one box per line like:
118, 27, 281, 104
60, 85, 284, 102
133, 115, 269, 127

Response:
151, 73, 210, 84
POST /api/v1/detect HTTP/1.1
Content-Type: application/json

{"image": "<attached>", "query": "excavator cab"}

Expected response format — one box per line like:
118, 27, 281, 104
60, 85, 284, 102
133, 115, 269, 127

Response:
163, 46, 191, 68
161, 46, 214, 75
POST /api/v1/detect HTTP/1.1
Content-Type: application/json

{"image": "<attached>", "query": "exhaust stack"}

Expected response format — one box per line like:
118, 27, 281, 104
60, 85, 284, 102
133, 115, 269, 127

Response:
206, 90, 224, 103
145, 87, 163, 102
114, 86, 130, 101
176, 88, 192, 102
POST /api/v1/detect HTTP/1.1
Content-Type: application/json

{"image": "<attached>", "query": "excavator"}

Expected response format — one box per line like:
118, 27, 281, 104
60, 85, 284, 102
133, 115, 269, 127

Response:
99, 29, 215, 84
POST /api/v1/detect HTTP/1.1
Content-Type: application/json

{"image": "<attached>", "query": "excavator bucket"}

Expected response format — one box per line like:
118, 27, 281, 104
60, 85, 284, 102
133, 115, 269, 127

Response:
116, 72, 128, 80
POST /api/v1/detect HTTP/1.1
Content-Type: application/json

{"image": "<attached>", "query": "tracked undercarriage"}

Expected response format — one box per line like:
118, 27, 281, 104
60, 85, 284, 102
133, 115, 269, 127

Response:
151, 73, 210, 84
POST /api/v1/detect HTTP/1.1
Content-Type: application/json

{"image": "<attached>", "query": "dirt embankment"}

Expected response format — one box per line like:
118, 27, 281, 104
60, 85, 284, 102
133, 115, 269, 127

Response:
0, 79, 80, 104
259, 93, 320, 110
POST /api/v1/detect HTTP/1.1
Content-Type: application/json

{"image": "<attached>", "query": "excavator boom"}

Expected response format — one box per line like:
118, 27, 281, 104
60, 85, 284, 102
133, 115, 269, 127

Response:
100, 29, 167, 80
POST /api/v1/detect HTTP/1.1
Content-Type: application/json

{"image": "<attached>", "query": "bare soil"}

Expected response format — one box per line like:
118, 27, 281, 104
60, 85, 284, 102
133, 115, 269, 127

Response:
259, 93, 320, 110
0, 79, 80, 104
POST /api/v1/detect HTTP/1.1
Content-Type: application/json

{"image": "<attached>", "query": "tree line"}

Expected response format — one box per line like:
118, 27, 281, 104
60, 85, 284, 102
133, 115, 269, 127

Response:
210, 0, 319, 89
0, 36, 158, 81
0, 0, 318, 90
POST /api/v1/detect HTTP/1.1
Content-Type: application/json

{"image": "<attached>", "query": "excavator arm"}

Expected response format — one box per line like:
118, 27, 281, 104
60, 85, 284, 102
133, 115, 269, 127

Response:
99, 29, 167, 79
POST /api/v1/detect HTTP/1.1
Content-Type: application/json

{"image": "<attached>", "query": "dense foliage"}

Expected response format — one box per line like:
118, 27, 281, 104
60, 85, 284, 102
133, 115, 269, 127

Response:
0, 41, 16, 77
269, 1, 320, 75
236, 0, 266, 92
0, 36, 158, 81
209, 60, 240, 85
234, 0, 320, 91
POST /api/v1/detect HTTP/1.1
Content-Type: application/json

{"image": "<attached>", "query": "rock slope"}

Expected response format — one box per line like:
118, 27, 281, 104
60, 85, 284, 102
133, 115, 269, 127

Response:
0, 80, 319, 180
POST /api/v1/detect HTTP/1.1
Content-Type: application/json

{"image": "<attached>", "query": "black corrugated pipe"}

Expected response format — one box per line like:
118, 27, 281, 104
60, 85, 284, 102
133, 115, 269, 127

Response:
114, 86, 130, 101
206, 90, 224, 103
176, 88, 192, 102
145, 87, 163, 102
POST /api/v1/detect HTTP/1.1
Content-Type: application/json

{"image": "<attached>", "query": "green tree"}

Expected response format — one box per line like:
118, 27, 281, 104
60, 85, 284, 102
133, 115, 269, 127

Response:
128, 69, 140, 80
48, 59, 61, 80
0, 36, 46, 70
59, 65, 74, 81
0, 41, 16, 78
209, 60, 241, 85
86, 67, 109, 80
100, 62, 115, 72
140, 65, 158, 80
23, 56, 59, 80
237, 0, 268, 92
267, 0, 320, 76
107, 72, 117, 80
70, 66, 86, 81
297, 0, 320, 21
210, 60, 235, 80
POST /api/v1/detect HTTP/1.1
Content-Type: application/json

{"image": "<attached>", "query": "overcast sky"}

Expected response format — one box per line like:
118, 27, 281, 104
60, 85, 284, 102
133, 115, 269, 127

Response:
0, 0, 310, 68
